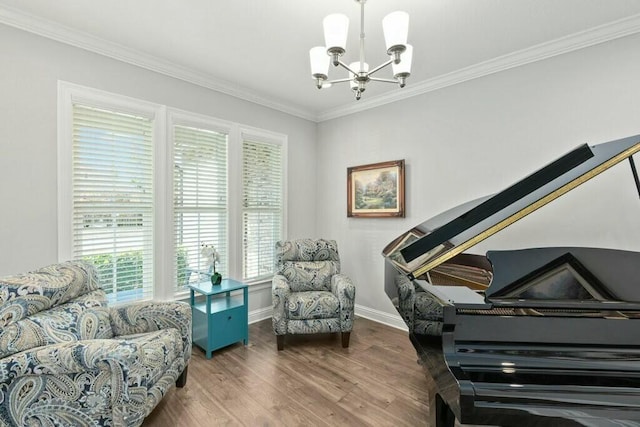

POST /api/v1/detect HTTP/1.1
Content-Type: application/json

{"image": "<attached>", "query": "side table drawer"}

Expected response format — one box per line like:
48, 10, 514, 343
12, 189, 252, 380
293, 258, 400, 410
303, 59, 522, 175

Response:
210, 305, 247, 350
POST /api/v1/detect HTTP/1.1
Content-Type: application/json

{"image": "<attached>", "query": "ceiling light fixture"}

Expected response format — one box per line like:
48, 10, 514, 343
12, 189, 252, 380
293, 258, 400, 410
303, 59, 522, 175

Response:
309, 0, 412, 100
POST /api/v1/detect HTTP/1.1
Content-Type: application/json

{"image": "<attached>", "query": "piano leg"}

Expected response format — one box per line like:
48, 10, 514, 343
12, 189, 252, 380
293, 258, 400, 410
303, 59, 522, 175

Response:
431, 393, 455, 427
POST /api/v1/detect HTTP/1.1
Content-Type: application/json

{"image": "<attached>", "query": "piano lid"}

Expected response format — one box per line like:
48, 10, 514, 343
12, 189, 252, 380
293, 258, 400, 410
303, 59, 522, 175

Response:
383, 134, 640, 279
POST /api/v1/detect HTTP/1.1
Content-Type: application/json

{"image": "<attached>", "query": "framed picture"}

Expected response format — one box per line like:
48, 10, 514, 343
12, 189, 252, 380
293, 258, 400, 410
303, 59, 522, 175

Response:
347, 159, 405, 218
495, 253, 611, 300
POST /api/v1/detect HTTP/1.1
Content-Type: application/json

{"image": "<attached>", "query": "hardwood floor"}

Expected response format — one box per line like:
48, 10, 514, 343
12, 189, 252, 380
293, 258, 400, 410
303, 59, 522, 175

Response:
143, 317, 431, 426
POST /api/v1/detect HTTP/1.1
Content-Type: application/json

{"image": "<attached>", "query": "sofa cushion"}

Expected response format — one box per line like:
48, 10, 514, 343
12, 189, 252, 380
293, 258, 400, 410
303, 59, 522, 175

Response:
0, 261, 101, 327
279, 261, 339, 292
287, 290, 339, 320
0, 289, 112, 359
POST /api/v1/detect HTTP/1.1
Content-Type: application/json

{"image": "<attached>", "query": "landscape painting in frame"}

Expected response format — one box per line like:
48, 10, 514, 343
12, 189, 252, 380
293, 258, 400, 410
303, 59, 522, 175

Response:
347, 159, 405, 218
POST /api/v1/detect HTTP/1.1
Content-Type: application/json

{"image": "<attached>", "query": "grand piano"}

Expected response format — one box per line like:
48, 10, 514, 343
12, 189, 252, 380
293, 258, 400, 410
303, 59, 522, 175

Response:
382, 135, 640, 426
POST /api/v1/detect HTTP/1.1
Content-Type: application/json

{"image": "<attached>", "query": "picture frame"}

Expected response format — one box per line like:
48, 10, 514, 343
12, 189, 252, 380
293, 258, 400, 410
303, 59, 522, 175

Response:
347, 159, 405, 218
494, 253, 612, 300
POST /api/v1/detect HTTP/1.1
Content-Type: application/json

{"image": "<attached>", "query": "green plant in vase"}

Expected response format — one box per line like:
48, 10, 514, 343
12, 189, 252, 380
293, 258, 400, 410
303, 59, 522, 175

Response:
201, 242, 222, 285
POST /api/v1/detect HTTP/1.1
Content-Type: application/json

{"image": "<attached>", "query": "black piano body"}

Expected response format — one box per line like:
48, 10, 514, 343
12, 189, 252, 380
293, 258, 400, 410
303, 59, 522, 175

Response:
382, 135, 640, 426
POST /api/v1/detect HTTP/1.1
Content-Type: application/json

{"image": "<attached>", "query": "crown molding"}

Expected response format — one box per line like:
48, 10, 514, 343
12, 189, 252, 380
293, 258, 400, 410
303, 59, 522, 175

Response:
4, 5, 640, 124
317, 12, 640, 122
0, 5, 318, 122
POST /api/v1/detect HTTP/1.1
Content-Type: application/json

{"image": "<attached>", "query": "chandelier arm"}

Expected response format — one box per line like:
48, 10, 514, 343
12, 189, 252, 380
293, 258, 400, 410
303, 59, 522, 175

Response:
327, 78, 353, 84
367, 59, 394, 77
337, 60, 359, 76
368, 77, 400, 84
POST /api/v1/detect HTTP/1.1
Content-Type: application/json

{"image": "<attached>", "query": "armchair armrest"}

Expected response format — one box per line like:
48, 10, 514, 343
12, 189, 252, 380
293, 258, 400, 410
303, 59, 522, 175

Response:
272, 274, 291, 335
109, 301, 192, 361
395, 274, 416, 331
331, 273, 356, 332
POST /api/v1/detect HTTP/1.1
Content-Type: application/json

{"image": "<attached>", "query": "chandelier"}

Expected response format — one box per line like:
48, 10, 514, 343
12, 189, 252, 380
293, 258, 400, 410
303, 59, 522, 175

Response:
309, 0, 413, 100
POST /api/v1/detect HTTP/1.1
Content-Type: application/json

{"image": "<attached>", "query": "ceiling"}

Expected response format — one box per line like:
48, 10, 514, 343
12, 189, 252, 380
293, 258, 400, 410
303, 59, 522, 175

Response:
2, 0, 640, 121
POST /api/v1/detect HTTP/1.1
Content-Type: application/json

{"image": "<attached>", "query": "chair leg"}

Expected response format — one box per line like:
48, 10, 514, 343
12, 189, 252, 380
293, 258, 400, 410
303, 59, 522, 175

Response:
176, 366, 188, 388
341, 331, 351, 348
277, 335, 285, 351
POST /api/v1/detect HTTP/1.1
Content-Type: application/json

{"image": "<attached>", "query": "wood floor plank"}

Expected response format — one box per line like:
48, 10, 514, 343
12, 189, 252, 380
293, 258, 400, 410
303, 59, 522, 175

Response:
143, 317, 432, 426
216, 353, 325, 425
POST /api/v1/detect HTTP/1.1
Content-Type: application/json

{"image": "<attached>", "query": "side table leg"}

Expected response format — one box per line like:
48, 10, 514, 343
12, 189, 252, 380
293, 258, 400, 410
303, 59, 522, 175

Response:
206, 294, 213, 359
243, 287, 249, 345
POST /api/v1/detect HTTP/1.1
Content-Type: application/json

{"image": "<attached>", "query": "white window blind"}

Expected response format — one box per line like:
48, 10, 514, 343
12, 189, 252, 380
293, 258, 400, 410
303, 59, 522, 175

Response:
242, 138, 284, 281
173, 125, 228, 290
71, 103, 154, 303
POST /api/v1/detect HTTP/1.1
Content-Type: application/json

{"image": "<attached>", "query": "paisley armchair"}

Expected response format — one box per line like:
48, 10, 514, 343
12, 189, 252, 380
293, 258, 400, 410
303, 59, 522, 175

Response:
272, 239, 355, 350
393, 273, 444, 336
0, 261, 191, 426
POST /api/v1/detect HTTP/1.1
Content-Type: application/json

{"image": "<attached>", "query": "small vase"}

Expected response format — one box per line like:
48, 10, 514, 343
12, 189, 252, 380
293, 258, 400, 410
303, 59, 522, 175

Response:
210, 271, 222, 286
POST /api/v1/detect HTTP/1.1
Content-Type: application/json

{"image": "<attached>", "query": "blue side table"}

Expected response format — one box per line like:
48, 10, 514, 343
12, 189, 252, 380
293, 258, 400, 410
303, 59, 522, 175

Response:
188, 278, 249, 359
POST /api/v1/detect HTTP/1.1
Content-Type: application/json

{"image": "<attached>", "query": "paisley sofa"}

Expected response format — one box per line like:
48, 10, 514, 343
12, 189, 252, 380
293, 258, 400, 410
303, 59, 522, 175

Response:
0, 261, 191, 426
272, 239, 355, 350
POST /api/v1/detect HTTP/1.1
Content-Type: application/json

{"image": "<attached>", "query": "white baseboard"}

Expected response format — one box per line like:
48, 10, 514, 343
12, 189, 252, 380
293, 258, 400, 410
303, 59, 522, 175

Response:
249, 304, 408, 331
248, 306, 273, 324
354, 304, 408, 331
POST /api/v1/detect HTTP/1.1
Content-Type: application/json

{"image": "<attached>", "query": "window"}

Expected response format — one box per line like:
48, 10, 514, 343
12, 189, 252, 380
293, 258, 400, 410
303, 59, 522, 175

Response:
173, 123, 228, 290
242, 134, 285, 281
59, 82, 287, 303
70, 103, 155, 303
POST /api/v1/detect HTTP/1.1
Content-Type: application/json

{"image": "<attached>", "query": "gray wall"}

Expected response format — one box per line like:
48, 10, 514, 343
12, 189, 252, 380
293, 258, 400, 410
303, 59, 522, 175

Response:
0, 24, 317, 315
318, 34, 640, 325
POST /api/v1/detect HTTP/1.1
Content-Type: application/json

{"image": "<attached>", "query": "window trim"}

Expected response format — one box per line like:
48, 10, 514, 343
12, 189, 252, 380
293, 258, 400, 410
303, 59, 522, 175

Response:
58, 81, 165, 304
58, 81, 288, 301
167, 108, 234, 299
239, 125, 288, 283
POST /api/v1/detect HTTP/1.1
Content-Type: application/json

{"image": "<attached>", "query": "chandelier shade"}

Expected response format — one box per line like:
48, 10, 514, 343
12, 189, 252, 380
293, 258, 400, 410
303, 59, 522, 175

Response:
392, 44, 413, 76
382, 11, 409, 54
309, 46, 330, 80
323, 14, 349, 52
349, 61, 369, 91
309, 0, 413, 101
350, 61, 369, 74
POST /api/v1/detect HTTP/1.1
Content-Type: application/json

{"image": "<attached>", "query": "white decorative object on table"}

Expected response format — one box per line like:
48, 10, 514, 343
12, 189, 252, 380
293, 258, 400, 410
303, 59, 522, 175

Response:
201, 242, 222, 285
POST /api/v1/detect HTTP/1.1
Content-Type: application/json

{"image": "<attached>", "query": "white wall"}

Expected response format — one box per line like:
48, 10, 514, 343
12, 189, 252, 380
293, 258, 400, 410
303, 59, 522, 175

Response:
317, 33, 640, 323
0, 24, 317, 314
3, 22, 640, 325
